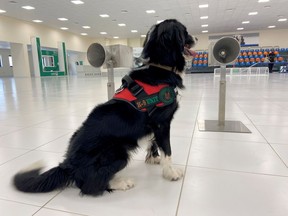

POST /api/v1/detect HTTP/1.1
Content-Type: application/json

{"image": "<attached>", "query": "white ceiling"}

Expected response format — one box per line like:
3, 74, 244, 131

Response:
0, 0, 288, 39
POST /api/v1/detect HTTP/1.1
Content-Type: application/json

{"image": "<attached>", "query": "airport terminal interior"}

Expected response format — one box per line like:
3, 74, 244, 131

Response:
0, 0, 288, 215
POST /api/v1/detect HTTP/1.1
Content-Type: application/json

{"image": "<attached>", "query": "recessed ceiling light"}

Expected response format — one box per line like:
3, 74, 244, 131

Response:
141, 35, 146, 38
100, 32, 107, 35
258, 0, 270, 2
121, 10, 128, 13
226, 8, 234, 12
0, 9, 6, 13
113, 36, 119, 39
264, 5, 271, 8
71, 0, 84, 4
242, 21, 250, 24
278, 18, 287, 22
99, 14, 109, 18
60, 27, 69, 30
248, 12, 258, 15
118, 23, 126, 26
131, 30, 138, 33
268, 25, 276, 28
156, 20, 164, 24
58, 18, 68, 21
22, 6, 35, 10
33, 20, 43, 23
146, 10, 156, 14
81, 33, 87, 35
200, 16, 208, 19
201, 24, 208, 27
82, 26, 91, 29
202, 30, 208, 33
237, 27, 244, 30
199, 4, 209, 8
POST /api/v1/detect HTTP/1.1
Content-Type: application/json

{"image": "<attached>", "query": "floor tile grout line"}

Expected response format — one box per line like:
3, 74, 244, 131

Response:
189, 136, 272, 145
41, 206, 90, 216
235, 101, 288, 169
187, 164, 288, 178
175, 92, 202, 216
32, 190, 63, 216
0, 197, 42, 208
0, 119, 72, 138
0, 131, 72, 168
131, 158, 288, 178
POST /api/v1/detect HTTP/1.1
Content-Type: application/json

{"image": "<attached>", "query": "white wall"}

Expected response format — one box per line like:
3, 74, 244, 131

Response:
259, 29, 288, 48
0, 48, 13, 77
105, 38, 146, 47
194, 29, 288, 51
10, 43, 30, 77
1, 14, 287, 76
0, 15, 103, 52
67, 51, 87, 75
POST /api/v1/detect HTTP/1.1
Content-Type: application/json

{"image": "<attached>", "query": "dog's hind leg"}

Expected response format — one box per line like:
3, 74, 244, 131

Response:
145, 140, 161, 164
75, 159, 128, 196
108, 176, 135, 191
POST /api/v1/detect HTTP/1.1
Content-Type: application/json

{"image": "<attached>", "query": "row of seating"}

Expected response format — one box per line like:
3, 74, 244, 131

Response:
191, 48, 288, 68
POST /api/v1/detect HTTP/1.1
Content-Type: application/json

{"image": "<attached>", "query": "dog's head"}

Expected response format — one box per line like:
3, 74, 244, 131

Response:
185, 35, 198, 49
142, 19, 189, 72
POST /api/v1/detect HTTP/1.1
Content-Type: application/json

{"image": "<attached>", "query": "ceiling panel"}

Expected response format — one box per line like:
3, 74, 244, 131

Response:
0, 0, 287, 38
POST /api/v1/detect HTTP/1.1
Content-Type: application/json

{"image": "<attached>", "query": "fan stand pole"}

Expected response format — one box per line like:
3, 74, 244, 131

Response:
197, 65, 251, 133
218, 65, 226, 125
106, 60, 115, 100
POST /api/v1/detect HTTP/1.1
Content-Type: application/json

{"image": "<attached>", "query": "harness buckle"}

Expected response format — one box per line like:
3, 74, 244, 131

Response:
122, 75, 144, 96
130, 84, 144, 96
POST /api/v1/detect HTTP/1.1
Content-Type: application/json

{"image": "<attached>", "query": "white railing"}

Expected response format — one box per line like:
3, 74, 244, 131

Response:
214, 66, 269, 76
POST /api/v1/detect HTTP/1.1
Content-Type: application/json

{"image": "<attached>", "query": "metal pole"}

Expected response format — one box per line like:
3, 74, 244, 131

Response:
106, 60, 115, 100
218, 65, 226, 126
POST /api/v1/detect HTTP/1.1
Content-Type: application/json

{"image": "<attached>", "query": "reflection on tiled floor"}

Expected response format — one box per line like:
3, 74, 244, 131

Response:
0, 73, 288, 216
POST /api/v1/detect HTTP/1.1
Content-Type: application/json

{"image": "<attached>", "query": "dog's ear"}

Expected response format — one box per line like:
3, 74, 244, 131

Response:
157, 20, 187, 53
141, 19, 188, 72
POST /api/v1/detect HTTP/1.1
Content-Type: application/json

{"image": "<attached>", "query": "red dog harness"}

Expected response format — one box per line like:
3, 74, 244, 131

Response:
113, 75, 177, 116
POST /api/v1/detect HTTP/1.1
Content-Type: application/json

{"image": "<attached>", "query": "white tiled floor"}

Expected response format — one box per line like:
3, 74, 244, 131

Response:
0, 73, 288, 216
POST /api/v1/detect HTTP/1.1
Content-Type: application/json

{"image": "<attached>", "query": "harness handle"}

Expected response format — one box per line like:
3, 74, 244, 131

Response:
122, 75, 144, 97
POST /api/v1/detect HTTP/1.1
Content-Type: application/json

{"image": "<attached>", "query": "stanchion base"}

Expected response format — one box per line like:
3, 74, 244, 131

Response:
198, 120, 251, 133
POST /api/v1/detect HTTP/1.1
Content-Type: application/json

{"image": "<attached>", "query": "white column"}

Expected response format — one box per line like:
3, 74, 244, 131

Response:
10, 43, 31, 77
31, 36, 42, 77
58, 41, 67, 75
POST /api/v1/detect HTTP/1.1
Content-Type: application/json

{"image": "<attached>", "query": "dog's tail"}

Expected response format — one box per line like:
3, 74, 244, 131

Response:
13, 161, 71, 193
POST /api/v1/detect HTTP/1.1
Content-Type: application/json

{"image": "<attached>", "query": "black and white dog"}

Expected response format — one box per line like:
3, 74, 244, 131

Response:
13, 19, 189, 196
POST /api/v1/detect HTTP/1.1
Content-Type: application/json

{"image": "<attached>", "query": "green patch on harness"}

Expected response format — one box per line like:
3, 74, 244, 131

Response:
135, 87, 176, 110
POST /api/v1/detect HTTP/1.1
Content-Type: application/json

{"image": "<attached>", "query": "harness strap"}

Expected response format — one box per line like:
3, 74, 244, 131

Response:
122, 75, 145, 97
114, 75, 177, 116
121, 75, 157, 115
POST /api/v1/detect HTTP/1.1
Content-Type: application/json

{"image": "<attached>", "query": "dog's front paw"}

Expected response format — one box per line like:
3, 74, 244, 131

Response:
145, 155, 161, 165
109, 177, 135, 191
163, 166, 183, 181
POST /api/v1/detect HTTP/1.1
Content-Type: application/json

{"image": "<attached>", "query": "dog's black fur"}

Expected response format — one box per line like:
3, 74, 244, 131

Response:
13, 19, 188, 196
